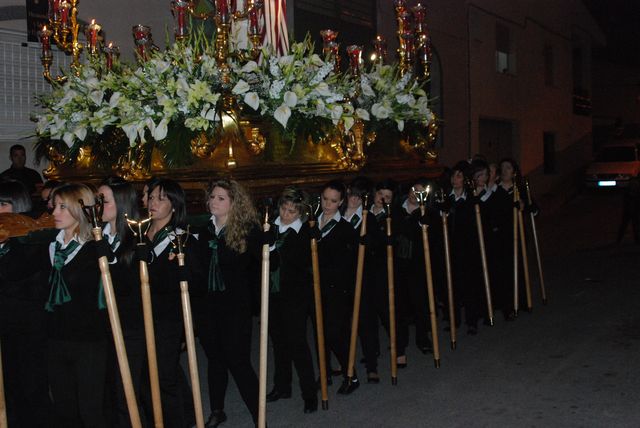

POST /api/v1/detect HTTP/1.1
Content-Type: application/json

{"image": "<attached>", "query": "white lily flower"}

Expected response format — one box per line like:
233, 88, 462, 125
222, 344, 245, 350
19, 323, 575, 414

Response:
85, 77, 100, 90
283, 91, 298, 108
274, 104, 292, 128
244, 92, 260, 110
396, 120, 405, 131
278, 55, 294, 67
109, 92, 122, 108
371, 103, 391, 119
61, 90, 78, 105
232, 80, 250, 95
89, 90, 104, 106
63, 132, 75, 147
361, 82, 375, 97
152, 118, 169, 141
241, 61, 258, 73
74, 127, 87, 141
356, 108, 370, 121
396, 94, 413, 105
343, 117, 355, 132
314, 82, 332, 97
204, 107, 218, 121
122, 123, 139, 146
330, 105, 344, 122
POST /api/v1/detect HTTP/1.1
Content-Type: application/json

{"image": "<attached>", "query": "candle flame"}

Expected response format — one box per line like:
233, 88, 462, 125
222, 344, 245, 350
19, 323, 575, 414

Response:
91, 19, 95, 25
108, 42, 113, 48
42, 25, 47, 31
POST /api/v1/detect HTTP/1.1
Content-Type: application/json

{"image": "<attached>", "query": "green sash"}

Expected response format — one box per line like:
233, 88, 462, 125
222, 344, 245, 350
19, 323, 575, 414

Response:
45, 240, 81, 312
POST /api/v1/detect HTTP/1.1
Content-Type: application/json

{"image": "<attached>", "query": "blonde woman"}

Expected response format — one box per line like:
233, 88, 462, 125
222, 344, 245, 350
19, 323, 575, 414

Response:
195, 178, 262, 427
45, 183, 111, 427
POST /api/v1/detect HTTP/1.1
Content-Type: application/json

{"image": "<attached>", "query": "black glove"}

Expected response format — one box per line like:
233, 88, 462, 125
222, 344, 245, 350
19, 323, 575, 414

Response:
135, 243, 153, 263
309, 227, 321, 241
95, 239, 115, 262
359, 232, 374, 246
513, 200, 522, 210
418, 213, 429, 226
177, 264, 191, 283
262, 228, 277, 246
435, 199, 451, 213
524, 201, 539, 215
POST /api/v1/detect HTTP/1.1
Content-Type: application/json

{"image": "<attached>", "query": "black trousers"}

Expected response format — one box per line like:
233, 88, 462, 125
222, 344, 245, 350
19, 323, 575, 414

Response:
113, 329, 150, 428
318, 286, 353, 379
358, 268, 390, 374
395, 258, 430, 356
2, 330, 51, 428
269, 291, 316, 400
47, 339, 108, 428
198, 295, 259, 422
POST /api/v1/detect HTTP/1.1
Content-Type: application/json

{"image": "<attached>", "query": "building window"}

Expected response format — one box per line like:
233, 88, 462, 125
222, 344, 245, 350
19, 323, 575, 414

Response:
572, 36, 591, 115
543, 132, 556, 174
495, 23, 515, 74
543, 44, 554, 86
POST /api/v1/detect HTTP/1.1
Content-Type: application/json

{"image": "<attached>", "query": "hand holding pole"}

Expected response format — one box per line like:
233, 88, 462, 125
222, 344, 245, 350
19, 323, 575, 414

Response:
437, 190, 456, 350
414, 187, 440, 368
347, 194, 369, 385
126, 214, 163, 428
80, 197, 142, 428
466, 180, 494, 326
258, 206, 271, 428
169, 228, 204, 428
525, 178, 547, 304
514, 180, 532, 312
384, 200, 399, 383
308, 201, 329, 410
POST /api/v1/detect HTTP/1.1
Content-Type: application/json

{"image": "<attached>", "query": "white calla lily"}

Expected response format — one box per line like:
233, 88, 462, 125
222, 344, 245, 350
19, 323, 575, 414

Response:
396, 120, 405, 131
241, 61, 258, 73
274, 104, 291, 128
232, 80, 250, 94
356, 108, 370, 121
283, 91, 298, 108
244, 92, 260, 110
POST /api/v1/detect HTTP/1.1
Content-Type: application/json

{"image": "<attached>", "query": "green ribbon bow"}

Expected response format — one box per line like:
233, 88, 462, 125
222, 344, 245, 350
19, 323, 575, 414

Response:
319, 219, 337, 236
349, 214, 360, 227
208, 223, 226, 292
97, 233, 122, 311
45, 240, 81, 312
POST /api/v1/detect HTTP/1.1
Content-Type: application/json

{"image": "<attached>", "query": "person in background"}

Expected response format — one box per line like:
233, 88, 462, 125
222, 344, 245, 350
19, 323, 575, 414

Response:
0, 144, 43, 194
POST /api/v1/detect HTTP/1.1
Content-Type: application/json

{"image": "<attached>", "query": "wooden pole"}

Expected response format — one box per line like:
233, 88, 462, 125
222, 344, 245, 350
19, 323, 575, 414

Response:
513, 187, 520, 317
173, 237, 205, 428
139, 256, 164, 428
416, 189, 441, 369
347, 199, 368, 385
525, 179, 547, 304
441, 211, 457, 350
0, 341, 6, 428
125, 214, 163, 428
471, 188, 494, 326
385, 206, 398, 384
515, 185, 533, 312
91, 229, 142, 428
309, 218, 329, 410
258, 219, 271, 428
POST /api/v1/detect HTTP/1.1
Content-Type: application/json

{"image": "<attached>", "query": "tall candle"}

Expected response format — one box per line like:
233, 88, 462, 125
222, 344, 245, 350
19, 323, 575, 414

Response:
39, 25, 52, 57
60, 1, 70, 28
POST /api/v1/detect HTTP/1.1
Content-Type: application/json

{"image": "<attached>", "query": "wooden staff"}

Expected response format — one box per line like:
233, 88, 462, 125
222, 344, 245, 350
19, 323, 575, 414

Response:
414, 187, 441, 368
170, 229, 205, 428
513, 182, 520, 317
384, 202, 398, 384
258, 209, 271, 428
514, 185, 533, 312
347, 195, 369, 386
468, 181, 495, 326
439, 196, 456, 350
525, 178, 547, 304
126, 215, 163, 428
308, 208, 329, 410
81, 199, 142, 428
0, 342, 6, 428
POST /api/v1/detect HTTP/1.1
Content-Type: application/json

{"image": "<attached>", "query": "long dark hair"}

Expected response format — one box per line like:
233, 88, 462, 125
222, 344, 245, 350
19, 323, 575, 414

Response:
148, 178, 187, 230
100, 176, 140, 266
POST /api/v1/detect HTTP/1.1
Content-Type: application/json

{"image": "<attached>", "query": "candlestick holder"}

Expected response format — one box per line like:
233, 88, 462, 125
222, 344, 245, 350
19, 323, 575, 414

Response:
372, 35, 387, 65
41, 0, 84, 83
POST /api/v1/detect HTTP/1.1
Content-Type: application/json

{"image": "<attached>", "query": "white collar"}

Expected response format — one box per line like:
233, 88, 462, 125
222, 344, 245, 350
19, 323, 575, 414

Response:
479, 185, 492, 202
370, 204, 385, 216
49, 229, 84, 266
449, 189, 467, 201
210, 215, 225, 236
318, 211, 342, 237
102, 223, 121, 250
274, 216, 302, 234
402, 198, 419, 214
343, 205, 363, 228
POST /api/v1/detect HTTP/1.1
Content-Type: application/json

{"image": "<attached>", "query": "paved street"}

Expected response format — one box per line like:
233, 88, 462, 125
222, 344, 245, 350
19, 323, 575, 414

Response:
185, 189, 640, 427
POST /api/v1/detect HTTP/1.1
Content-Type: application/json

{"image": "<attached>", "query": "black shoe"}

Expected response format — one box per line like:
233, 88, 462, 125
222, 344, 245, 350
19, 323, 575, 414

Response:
337, 378, 360, 395
266, 388, 291, 402
206, 410, 227, 427
303, 398, 318, 413
367, 372, 380, 384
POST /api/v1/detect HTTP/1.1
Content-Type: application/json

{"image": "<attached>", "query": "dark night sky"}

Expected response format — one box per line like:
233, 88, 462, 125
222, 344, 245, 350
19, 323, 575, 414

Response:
583, 0, 640, 65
